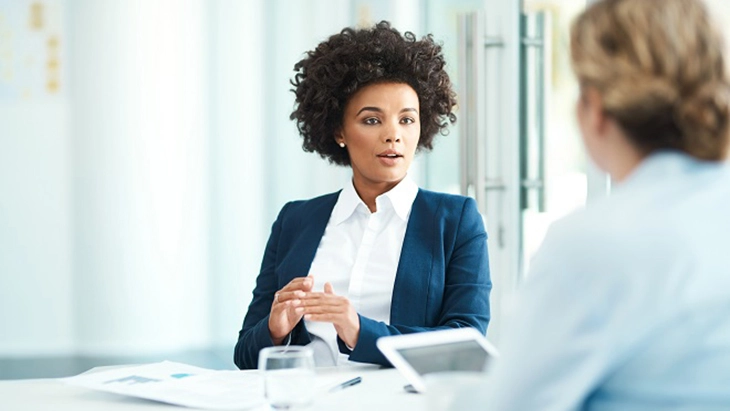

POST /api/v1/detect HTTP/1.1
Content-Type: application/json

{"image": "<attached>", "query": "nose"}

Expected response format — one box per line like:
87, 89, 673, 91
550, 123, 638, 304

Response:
383, 121, 402, 143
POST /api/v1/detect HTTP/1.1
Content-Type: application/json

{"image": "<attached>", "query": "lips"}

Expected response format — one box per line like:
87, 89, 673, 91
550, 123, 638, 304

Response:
376, 149, 403, 166
376, 149, 403, 159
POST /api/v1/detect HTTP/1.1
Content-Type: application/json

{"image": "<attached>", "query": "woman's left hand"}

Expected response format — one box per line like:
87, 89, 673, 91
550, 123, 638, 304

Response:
296, 283, 360, 349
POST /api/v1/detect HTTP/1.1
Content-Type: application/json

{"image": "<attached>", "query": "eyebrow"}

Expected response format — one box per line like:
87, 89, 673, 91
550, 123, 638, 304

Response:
356, 107, 419, 116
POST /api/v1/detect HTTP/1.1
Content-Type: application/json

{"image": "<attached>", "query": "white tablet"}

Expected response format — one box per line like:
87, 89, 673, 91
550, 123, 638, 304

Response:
376, 327, 499, 393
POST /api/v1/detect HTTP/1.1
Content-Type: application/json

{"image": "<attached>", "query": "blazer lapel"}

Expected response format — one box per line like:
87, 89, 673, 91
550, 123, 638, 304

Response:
390, 190, 436, 326
279, 192, 340, 286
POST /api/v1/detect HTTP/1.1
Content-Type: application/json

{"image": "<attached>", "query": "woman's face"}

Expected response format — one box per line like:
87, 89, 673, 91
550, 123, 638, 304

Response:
337, 82, 421, 194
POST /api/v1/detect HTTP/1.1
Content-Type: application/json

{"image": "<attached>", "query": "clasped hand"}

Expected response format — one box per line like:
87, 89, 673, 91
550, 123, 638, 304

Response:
268, 276, 360, 349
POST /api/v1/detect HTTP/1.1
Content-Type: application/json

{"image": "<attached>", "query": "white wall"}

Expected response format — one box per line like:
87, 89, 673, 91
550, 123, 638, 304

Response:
0, 100, 74, 355
207, 0, 268, 346
1, 0, 212, 357
68, 0, 210, 355
0, 0, 74, 355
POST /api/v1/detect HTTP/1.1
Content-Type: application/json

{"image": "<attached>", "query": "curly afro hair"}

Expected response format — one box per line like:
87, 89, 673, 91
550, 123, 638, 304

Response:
290, 21, 457, 166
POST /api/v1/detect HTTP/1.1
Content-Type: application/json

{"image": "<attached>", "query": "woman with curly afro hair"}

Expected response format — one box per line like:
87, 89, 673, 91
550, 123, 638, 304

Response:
235, 21, 491, 369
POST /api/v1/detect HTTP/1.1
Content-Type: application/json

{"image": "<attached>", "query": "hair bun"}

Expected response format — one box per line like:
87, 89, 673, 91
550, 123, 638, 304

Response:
571, 0, 730, 161
675, 82, 730, 160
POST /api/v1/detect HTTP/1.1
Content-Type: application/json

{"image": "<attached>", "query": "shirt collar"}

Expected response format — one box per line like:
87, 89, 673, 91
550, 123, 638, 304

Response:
618, 150, 713, 192
331, 175, 419, 225
331, 180, 366, 225
378, 175, 419, 221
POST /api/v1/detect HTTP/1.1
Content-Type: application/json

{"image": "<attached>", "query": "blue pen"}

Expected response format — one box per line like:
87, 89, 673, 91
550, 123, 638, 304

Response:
329, 376, 362, 392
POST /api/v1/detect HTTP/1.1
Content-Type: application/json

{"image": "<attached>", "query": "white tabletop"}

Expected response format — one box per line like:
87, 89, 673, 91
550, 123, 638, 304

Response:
0, 367, 428, 411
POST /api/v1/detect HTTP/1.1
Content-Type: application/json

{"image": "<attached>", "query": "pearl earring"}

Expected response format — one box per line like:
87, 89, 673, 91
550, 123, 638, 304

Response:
339, 142, 345, 148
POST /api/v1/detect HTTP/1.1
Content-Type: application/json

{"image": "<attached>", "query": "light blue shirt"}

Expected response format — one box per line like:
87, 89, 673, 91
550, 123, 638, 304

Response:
457, 152, 730, 410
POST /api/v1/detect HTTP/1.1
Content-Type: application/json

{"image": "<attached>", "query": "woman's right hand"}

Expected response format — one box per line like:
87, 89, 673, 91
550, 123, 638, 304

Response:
268, 276, 314, 345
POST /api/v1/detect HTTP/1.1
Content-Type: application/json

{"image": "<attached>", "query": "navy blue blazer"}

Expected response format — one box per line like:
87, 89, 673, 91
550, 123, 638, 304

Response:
234, 189, 491, 369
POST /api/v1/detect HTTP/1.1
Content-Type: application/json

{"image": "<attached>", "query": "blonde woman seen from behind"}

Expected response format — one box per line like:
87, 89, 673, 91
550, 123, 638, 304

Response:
454, 0, 730, 409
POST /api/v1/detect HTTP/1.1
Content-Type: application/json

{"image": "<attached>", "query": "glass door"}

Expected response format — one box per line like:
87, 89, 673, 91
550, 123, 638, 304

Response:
519, 0, 596, 279
422, 0, 604, 345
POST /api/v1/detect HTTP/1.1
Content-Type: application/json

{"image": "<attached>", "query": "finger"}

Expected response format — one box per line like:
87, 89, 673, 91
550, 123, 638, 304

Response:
296, 304, 347, 315
279, 277, 314, 292
282, 277, 308, 287
298, 291, 336, 299
275, 290, 306, 303
269, 299, 304, 340
303, 276, 314, 291
303, 313, 342, 322
272, 300, 304, 325
273, 298, 303, 312
300, 290, 347, 301
271, 296, 294, 311
324, 282, 335, 295
298, 295, 346, 308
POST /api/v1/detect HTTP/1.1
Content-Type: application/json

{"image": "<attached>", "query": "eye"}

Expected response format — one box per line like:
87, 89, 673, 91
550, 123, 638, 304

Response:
363, 117, 380, 125
401, 117, 416, 125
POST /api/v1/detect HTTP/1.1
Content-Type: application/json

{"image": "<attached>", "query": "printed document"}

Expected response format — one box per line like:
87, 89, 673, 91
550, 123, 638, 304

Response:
63, 361, 267, 410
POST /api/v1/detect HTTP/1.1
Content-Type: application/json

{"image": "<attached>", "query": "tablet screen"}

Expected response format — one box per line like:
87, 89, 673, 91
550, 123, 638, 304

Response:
395, 340, 490, 375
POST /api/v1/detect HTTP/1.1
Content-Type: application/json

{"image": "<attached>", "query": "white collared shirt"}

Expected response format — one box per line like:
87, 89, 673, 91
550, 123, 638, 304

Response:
305, 176, 418, 366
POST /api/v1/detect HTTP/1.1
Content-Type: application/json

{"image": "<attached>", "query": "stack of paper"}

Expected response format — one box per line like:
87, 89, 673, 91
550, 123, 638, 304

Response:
63, 361, 267, 410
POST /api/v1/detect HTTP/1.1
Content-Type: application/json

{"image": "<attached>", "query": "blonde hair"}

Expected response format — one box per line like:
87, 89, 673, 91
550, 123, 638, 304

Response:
571, 0, 730, 160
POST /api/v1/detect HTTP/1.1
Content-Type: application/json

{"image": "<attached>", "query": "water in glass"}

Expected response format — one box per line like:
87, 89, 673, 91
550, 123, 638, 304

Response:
258, 346, 315, 409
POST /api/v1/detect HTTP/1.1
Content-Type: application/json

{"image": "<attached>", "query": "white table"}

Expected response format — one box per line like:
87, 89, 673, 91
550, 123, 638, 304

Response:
0, 367, 428, 411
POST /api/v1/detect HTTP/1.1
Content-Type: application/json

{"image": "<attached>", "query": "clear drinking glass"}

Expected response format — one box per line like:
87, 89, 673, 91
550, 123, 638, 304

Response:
258, 345, 316, 409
